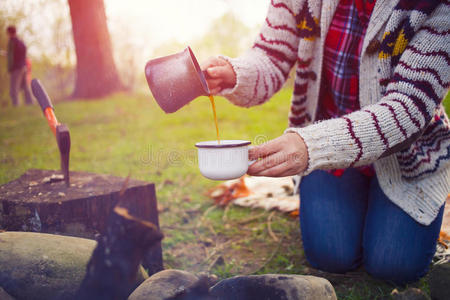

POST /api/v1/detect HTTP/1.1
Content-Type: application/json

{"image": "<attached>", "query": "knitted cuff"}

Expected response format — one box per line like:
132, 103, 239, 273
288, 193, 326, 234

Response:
218, 54, 260, 107
285, 118, 360, 175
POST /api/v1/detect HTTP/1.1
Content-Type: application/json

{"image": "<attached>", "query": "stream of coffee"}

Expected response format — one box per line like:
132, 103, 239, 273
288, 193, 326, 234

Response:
208, 95, 220, 144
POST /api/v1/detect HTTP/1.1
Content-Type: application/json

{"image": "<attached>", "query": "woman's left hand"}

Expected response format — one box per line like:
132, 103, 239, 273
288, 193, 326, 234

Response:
247, 132, 309, 177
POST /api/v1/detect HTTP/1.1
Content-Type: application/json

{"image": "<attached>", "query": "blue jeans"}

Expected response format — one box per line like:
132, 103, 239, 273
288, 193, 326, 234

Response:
299, 169, 444, 285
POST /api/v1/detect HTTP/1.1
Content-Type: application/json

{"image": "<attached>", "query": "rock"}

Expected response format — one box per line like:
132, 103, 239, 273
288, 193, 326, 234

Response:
210, 274, 337, 300
0, 231, 147, 300
164, 274, 218, 300
429, 262, 450, 300
128, 269, 198, 300
0, 287, 15, 300
391, 288, 430, 300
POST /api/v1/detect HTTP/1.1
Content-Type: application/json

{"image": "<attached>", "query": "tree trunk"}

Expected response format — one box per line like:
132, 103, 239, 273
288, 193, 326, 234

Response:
68, 0, 123, 98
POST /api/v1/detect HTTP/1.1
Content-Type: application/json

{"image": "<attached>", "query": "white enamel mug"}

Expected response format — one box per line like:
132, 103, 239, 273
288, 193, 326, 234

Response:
195, 140, 252, 180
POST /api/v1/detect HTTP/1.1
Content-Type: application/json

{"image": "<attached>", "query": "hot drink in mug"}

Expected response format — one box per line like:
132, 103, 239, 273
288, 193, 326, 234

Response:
195, 140, 254, 180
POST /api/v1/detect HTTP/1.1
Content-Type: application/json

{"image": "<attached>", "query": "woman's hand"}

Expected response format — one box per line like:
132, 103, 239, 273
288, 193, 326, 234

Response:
248, 132, 309, 177
201, 56, 236, 94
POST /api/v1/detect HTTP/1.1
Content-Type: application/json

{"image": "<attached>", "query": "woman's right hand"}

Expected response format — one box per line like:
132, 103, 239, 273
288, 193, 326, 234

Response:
201, 56, 236, 94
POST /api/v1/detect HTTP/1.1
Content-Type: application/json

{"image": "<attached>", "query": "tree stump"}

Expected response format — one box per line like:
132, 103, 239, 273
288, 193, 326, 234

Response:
0, 169, 163, 275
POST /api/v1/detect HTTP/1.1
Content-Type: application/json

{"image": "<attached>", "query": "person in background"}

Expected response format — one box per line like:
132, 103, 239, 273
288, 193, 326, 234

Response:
26, 57, 32, 87
202, 0, 449, 285
6, 25, 33, 106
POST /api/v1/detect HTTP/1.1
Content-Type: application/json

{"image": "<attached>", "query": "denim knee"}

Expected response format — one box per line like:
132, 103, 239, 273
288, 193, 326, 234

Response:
364, 253, 426, 285
303, 241, 362, 274
300, 169, 368, 274
362, 177, 444, 285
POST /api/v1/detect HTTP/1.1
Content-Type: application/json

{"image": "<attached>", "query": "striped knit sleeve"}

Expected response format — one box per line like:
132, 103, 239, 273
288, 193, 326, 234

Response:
287, 3, 450, 175
219, 0, 299, 107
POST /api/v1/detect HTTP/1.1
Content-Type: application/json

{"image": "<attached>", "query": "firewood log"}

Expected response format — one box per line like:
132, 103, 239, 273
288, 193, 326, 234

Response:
75, 206, 163, 300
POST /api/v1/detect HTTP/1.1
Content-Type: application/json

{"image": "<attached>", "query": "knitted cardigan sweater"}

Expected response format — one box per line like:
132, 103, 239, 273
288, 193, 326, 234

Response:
220, 0, 450, 225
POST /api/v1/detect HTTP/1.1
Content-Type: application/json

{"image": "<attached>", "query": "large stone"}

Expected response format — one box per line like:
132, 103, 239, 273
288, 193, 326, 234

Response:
210, 274, 337, 300
128, 269, 199, 300
429, 262, 450, 300
0, 231, 147, 300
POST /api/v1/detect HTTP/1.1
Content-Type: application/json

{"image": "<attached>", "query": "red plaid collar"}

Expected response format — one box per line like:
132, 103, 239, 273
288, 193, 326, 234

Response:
318, 0, 376, 177
318, 0, 376, 120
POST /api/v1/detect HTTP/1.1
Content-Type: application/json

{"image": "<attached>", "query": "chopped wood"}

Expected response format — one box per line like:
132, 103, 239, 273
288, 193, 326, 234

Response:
76, 206, 163, 300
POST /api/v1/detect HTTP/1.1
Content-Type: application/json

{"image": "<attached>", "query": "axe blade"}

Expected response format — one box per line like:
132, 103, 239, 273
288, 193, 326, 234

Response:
56, 124, 71, 187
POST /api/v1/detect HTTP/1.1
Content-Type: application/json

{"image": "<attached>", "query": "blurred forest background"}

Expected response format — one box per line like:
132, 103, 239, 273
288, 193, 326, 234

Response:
0, 0, 269, 106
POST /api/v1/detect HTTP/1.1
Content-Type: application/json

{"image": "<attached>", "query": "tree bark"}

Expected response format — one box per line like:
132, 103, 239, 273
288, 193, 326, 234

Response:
68, 0, 123, 98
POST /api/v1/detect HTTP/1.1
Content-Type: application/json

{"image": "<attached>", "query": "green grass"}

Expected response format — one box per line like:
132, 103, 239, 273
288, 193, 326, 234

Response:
0, 91, 290, 183
444, 90, 450, 116
1, 89, 449, 299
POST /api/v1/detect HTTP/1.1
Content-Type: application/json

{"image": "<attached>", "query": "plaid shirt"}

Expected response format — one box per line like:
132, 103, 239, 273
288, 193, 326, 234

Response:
318, 0, 376, 177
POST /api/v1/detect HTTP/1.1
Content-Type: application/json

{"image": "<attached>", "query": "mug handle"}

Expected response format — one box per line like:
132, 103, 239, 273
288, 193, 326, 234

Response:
248, 145, 256, 166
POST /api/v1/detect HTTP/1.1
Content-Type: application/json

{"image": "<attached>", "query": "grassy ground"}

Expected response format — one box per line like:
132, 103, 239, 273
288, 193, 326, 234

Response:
1, 90, 449, 299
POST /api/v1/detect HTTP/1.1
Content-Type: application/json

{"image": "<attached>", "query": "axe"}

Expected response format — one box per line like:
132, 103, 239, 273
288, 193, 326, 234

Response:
31, 79, 71, 187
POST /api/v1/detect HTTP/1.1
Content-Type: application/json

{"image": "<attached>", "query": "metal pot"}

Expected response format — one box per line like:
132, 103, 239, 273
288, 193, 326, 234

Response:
145, 46, 210, 113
